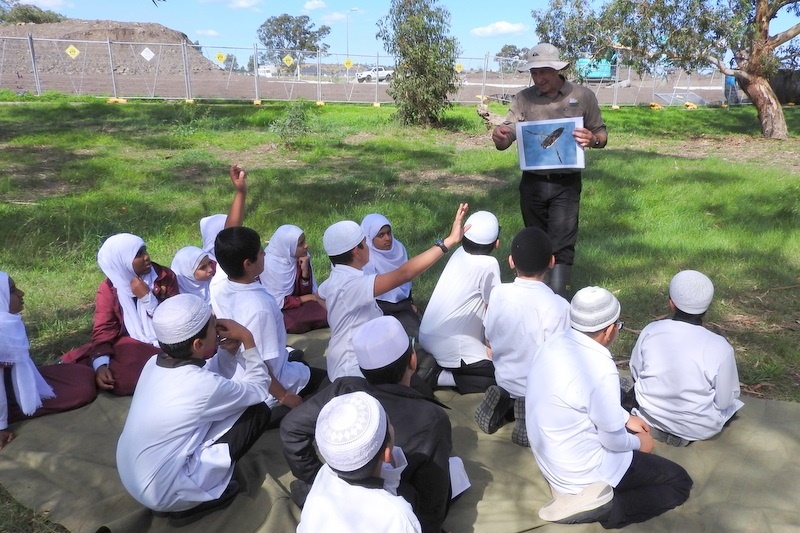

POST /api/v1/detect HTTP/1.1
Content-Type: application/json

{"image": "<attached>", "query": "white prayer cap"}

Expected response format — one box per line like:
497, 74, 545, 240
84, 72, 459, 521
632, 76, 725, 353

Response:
570, 286, 621, 332
353, 316, 411, 371
670, 270, 714, 314
323, 220, 365, 256
152, 293, 212, 345
316, 391, 388, 472
464, 211, 499, 245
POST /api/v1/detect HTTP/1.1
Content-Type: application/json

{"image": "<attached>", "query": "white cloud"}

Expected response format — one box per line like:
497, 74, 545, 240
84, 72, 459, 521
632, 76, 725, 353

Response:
470, 21, 527, 38
196, 29, 221, 37
226, 0, 262, 8
304, 0, 326, 10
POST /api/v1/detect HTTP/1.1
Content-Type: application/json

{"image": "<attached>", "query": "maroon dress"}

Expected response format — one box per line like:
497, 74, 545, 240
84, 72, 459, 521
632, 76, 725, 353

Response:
281, 263, 328, 334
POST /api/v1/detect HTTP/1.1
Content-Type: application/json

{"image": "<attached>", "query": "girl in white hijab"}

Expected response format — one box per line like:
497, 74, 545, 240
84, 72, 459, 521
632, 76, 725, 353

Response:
170, 246, 215, 304
1, 271, 96, 449
360, 214, 421, 337
60, 233, 179, 396
262, 225, 328, 334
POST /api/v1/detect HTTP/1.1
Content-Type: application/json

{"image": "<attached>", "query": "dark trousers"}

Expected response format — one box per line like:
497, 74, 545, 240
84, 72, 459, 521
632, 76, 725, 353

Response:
216, 403, 271, 461
601, 451, 693, 529
519, 172, 582, 266
266, 365, 328, 429
450, 359, 496, 395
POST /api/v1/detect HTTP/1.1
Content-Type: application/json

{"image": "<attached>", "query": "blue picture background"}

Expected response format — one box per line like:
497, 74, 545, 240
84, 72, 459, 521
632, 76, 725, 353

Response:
519, 120, 579, 169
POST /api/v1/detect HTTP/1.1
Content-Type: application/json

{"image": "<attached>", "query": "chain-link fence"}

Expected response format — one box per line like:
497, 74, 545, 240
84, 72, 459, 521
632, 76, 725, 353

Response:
0, 34, 731, 105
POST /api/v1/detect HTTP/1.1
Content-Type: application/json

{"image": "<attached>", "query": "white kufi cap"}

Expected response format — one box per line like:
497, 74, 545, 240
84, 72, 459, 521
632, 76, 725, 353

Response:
669, 270, 714, 314
353, 316, 411, 370
570, 286, 621, 332
464, 211, 499, 245
316, 391, 388, 472
323, 221, 365, 256
152, 293, 212, 345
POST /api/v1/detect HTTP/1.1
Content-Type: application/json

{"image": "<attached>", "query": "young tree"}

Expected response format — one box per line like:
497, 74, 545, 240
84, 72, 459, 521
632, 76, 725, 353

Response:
257, 14, 330, 75
223, 54, 240, 72
496, 44, 529, 73
533, 0, 800, 139
377, 0, 461, 126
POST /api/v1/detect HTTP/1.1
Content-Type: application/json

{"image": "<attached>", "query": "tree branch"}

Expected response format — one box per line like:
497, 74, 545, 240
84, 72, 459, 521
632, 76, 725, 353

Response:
769, 21, 800, 49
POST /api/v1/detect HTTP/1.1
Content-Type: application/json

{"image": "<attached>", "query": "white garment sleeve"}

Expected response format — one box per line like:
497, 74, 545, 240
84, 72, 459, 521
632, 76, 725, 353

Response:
629, 333, 644, 381
245, 309, 283, 363
92, 355, 111, 371
711, 342, 741, 410
480, 263, 501, 305
598, 426, 641, 452
588, 372, 637, 452
204, 348, 242, 380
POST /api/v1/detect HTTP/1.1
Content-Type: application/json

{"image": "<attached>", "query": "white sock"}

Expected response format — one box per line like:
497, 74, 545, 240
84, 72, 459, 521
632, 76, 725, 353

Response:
437, 370, 456, 387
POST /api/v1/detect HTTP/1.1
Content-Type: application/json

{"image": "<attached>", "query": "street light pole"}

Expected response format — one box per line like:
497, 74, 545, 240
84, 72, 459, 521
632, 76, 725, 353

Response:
346, 8, 356, 82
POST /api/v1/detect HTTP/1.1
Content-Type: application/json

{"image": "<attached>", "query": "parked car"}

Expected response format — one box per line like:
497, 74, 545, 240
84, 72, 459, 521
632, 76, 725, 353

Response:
357, 66, 394, 83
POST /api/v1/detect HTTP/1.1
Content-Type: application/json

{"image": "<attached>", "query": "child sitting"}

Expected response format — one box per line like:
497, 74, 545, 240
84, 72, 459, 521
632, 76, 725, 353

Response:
261, 224, 328, 334
317, 203, 468, 381
170, 246, 216, 304
60, 233, 179, 396
116, 293, 271, 526
212, 227, 326, 427
1, 271, 96, 449
628, 270, 744, 446
418, 211, 501, 394
297, 391, 421, 533
361, 213, 421, 337
477, 227, 570, 446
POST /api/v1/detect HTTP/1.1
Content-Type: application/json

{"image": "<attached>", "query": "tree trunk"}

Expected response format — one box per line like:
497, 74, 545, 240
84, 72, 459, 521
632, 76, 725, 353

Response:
740, 75, 789, 140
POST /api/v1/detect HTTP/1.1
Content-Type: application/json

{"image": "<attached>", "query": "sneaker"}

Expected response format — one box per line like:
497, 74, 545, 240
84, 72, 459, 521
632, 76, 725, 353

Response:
474, 385, 511, 434
538, 481, 614, 523
168, 478, 240, 527
650, 426, 691, 447
511, 397, 529, 447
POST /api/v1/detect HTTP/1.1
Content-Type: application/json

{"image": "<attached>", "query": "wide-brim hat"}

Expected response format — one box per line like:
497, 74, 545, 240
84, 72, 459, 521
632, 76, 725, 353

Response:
518, 43, 569, 72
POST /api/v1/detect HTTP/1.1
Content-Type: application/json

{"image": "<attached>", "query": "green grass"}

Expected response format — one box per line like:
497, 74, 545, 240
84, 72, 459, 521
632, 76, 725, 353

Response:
0, 99, 799, 531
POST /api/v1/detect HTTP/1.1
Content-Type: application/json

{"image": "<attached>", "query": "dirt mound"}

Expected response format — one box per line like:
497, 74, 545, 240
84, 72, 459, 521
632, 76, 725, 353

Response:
0, 19, 221, 79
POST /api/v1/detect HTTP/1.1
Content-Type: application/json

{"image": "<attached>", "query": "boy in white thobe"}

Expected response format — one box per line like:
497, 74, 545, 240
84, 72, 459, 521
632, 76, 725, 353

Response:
116, 294, 271, 526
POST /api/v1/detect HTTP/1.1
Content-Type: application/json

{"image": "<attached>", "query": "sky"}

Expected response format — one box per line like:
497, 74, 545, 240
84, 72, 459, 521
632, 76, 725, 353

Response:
17, 0, 542, 69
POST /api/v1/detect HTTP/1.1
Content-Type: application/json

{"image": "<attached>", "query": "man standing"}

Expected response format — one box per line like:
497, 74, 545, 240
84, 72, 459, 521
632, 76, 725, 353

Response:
492, 43, 607, 298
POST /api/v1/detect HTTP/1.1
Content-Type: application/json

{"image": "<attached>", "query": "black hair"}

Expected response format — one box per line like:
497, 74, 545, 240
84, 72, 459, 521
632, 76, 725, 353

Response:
461, 236, 496, 256
158, 317, 213, 359
360, 345, 413, 385
214, 227, 262, 279
673, 307, 705, 324
328, 240, 364, 266
331, 424, 392, 482
511, 227, 552, 277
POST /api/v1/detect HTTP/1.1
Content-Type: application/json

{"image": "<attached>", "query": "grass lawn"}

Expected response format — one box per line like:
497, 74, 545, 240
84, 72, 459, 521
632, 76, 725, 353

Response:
0, 97, 798, 531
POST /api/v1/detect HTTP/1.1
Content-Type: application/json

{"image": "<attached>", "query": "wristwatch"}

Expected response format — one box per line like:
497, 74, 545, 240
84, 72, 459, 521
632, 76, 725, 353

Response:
593, 136, 601, 148
434, 238, 449, 254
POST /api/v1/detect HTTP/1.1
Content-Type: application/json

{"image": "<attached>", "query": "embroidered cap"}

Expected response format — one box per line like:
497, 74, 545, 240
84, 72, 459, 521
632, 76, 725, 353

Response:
353, 316, 411, 371
464, 211, 499, 245
316, 391, 388, 472
570, 286, 621, 332
152, 293, 212, 345
517, 43, 570, 72
669, 270, 714, 314
323, 220, 365, 256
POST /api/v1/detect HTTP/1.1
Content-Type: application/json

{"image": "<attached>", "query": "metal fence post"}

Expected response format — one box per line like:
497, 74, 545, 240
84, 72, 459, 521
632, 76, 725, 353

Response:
481, 53, 489, 104
107, 38, 118, 99
253, 44, 260, 101
317, 49, 322, 103
27, 33, 41, 96
181, 40, 192, 100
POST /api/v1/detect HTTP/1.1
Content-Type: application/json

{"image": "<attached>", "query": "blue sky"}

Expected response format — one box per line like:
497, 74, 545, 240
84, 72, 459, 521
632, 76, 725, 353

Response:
19, 0, 541, 65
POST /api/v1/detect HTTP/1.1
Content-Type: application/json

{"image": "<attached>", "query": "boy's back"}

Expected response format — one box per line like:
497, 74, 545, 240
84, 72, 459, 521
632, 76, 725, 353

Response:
419, 247, 500, 367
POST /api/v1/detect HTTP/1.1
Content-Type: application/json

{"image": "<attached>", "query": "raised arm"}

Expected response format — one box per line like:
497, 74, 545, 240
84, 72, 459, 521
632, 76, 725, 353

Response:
224, 163, 248, 229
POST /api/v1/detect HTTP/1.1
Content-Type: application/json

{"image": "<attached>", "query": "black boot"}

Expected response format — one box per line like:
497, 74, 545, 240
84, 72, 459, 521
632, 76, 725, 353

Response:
549, 264, 573, 300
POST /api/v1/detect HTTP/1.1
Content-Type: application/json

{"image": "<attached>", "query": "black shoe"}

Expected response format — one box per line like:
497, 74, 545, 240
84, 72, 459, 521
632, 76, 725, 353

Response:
475, 385, 511, 434
168, 479, 240, 527
415, 348, 442, 390
511, 397, 529, 447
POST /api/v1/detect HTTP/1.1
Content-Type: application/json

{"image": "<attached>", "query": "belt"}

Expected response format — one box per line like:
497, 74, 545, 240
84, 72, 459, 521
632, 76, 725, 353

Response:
523, 171, 581, 180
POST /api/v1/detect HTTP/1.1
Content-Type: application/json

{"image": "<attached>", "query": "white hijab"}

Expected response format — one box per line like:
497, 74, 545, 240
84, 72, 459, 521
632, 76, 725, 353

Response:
97, 233, 159, 346
360, 214, 411, 302
0, 271, 54, 417
171, 246, 211, 304
200, 214, 227, 261
263, 225, 317, 309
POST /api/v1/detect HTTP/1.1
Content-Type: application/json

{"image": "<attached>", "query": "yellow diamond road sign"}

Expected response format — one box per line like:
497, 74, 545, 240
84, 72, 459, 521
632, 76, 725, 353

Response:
65, 45, 80, 59
215, 52, 226, 63
454, 63, 463, 73
283, 54, 294, 67
344, 58, 353, 69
